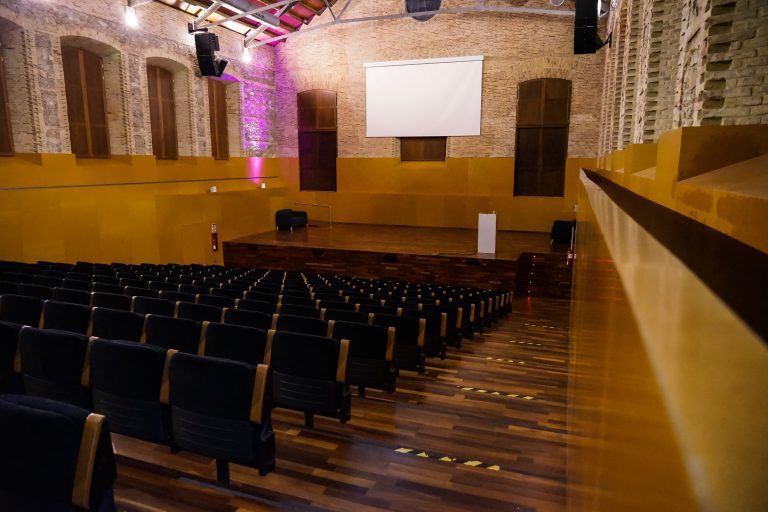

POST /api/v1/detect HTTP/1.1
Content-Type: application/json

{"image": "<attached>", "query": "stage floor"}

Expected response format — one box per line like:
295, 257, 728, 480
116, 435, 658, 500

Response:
228, 223, 554, 262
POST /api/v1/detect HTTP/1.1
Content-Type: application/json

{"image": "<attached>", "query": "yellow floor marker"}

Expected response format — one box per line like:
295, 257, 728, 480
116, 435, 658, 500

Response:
464, 461, 482, 467
395, 448, 413, 453
417, 452, 429, 458
487, 465, 501, 471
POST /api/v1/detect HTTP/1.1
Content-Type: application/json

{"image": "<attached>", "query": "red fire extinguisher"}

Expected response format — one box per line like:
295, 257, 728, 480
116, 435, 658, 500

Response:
211, 223, 219, 252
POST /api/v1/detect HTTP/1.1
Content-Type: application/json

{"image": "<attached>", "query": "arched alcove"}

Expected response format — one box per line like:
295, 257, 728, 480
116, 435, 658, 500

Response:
0, 17, 37, 153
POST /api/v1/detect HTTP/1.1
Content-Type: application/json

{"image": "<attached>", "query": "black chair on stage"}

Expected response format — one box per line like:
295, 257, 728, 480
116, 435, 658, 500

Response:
90, 338, 174, 445
176, 302, 222, 323
52, 287, 91, 306
272, 314, 327, 337
18, 327, 93, 410
88, 307, 144, 342
169, 354, 275, 482
40, 300, 91, 334
200, 322, 268, 366
142, 314, 201, 354
266, 330, 350, 427
131, 296, 175, 317
222, 308, 272, 330
0, 294, 43, 327
275, 208, 308, 231
327, 320, 396, 397
372, 314, 426, 374
0, 394, 116, 512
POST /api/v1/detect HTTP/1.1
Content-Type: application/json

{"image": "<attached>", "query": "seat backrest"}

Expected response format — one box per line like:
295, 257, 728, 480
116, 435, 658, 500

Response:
124, 286, 158, 299
40, 300, 91, 334
273, 314, 327, 337
0, 394, 116, 511
52, 287, 91, 306
222, 308, 272, 330
211, 288, 242, 300
0, 280, 19, 295
90, 338, 167, 402
132, 296, 176, 316
277, 304, 319, 318
328, 320, 393, 361
18, 327, 92, 409
92, 282, 123, 295
91, 275, 118, 285
90, 292, 131, 311
197, 294, 236, 308
235, 298, 276, 315
89, 307, 144, 341
176, 301, 222, 323
179, 284, 211, 295
268, 330, 347, 383
356, 303, 399, 316
0, 322, 22, 392
201, 322, 267, 366
60, 279, 91, 292
372, 314, 425, 348
0, 294, 43, 326
317, 300, 355, 312
158, 290, 195, 303
142, 314, 201, 353
280, 295, 315, 307
320, 308, 370, 324
17, 283, 53, 300
119, 278, 146, 288
32, 275, 62, 288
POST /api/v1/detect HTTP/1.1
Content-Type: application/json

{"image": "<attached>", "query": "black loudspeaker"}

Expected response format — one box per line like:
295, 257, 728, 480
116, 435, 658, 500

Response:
574, 0, 599, 54
195, 32, 228, 77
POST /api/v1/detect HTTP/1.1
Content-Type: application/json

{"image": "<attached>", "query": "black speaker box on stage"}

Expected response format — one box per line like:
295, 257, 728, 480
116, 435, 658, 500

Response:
195, 32, 228, 77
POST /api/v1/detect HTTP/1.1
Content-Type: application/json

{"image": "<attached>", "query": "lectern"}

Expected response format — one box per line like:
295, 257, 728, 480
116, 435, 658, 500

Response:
477, 213, 496, 254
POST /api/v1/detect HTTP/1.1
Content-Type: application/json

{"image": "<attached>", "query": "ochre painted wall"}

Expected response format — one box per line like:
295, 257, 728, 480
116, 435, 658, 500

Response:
277, 157, 595, 232
0, 154, 288, 265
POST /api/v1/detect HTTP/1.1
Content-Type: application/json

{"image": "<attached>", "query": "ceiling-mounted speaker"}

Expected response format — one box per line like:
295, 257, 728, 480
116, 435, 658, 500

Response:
195, 32, 228, 77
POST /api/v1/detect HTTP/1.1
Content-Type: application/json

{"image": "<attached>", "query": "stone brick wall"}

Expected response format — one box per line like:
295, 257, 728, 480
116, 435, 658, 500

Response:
599, 0, 768, 154
0, 0, 277, 157
274, 0, 604, 158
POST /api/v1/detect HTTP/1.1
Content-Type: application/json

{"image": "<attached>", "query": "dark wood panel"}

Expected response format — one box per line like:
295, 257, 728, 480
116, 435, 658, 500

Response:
112, 296, 573, 512
297, 89, 337, 131
400, 137, 446, 162
61, 46, 109, 158
147, 65, 178, 159
298, 131, 337, 191
208, 79, 229, 160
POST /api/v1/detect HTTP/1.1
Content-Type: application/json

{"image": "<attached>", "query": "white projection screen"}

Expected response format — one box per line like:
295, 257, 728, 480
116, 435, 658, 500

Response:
365, 55, 484, 137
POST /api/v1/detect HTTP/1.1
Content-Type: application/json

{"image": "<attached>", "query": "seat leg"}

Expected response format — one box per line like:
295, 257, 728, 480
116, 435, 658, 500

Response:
304, 412, 314, 427
215, 459, 230, 484
357, 385, 366, 398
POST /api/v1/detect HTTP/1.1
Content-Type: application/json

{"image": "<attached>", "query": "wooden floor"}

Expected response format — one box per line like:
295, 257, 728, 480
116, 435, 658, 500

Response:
113, 296, 571, 512
228, 223, 554, 262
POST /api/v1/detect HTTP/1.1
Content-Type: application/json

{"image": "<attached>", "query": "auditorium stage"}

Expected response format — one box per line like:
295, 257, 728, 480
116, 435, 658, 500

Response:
224, 223, 554, 290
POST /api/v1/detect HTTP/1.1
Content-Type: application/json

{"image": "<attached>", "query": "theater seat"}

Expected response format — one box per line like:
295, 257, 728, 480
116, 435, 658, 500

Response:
169, 354, 275, 483
88, 307, 144, 342
0, 394, 116, 511
176, 301, 222, 323
372, 314, 426, 374
131, 296, 175, 317
0, 321, 22, 393
266, 330, 350, 427
52, 287, 91, 306
272, 314, 327, 337
40, 300, 92, 334
142, 314, 202, 354
222, 308, 272, 330
199, 322, 268, 366
0, 294, 43, 327
327, 320, 396, 397
90, 339, 174, 445
18, 327, 93, 410
90, 292, 131, 312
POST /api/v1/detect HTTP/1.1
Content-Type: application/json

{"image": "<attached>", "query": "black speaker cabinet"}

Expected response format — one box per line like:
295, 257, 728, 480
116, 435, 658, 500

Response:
574, 0, 599, 54
195, 32, 227, 77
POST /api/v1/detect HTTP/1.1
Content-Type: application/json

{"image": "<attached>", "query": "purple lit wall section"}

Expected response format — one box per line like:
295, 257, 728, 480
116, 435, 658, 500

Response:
241, 81, 274, 156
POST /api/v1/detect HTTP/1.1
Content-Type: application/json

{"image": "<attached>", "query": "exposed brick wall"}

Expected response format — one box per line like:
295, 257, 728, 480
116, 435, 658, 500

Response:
274, 0, 604, 159
0, 0, 277, 157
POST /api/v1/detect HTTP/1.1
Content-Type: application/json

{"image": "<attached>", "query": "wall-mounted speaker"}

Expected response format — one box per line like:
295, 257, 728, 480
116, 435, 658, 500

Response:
195, 32, 228, 77
574, 0, 610, 54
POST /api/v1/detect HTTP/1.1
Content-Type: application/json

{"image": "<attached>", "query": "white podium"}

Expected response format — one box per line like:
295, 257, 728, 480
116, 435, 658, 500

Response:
477, 213, 496, 254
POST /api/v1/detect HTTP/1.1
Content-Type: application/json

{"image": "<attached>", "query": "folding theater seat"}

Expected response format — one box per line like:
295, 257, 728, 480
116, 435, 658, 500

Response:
222, 308, 272, 330
92, 282, 124, 295
119, 278, 146, 288
148, 280, 178, 292
176, 302, 222, 323
279, 295, 315, 307
276, 303, 319, 318
272, 314, 327, 337
142, 314, 202, 354
243, 290, 279, 302
131, 296, 176, 317
40, 300, 91, 334
125, 286, 157, 299
88, 307, 144, 342
158, 290, 195, 303
91, 275, 118, 285
211, 288, 242, 300
197, 294, 236, 308
18, 327, 93, 409
179, 284, 211, 295
66, 271, 91, 282
32, 275, 62, 288
319, 308, 370, 324
327, 320, 396, 397
403, 307, 447, 359
0, 394, 116, 511
356, 303, 400, 316
61, 278, 91, 291
169, 354, 275, 483
0, 293, 44, 327
266, 330, 351, 427
89, 339, 174, 444
52, 287, 91, 305
0, 280, 18, 295
371, 314, 426, 374
90, 292, 131, 311
316, 299, 355, 312
422, 303, 463, 349
235, 298, 276, 315
199, 322, 268, 366
0, 321, 22, 393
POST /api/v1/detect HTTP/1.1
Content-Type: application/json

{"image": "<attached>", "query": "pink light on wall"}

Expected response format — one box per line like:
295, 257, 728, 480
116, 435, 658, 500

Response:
248, 156, 266, 184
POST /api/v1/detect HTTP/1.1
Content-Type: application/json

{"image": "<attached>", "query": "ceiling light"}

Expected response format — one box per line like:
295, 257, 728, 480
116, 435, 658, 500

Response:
125, 6, 139, 28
